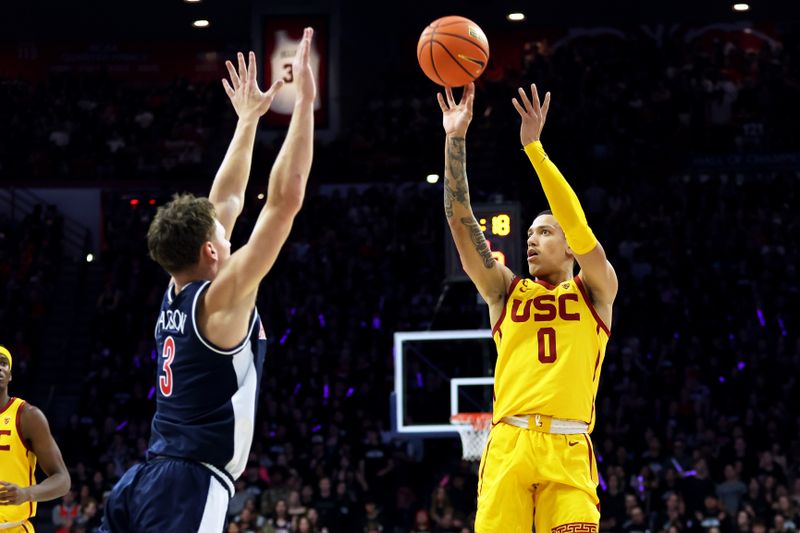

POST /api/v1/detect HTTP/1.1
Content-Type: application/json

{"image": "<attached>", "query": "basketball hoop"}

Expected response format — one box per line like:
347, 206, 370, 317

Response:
450, 413, 492, 461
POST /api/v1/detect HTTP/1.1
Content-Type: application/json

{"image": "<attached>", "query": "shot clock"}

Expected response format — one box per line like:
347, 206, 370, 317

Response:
445, 202, 522, 282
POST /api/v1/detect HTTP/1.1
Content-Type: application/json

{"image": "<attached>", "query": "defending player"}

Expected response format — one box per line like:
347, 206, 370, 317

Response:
438, 82, 617, 532
0, 346, 72, 532
99, 28, 316, 532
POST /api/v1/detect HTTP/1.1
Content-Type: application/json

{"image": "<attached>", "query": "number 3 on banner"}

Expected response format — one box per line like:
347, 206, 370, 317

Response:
537, 327, 557, 364
160, 336, 175, 396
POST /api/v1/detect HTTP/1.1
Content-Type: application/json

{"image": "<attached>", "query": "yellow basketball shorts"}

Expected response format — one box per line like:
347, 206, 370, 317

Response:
474, 422, 600, 533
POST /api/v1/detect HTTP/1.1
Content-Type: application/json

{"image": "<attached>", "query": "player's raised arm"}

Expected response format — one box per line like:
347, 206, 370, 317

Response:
512, 84, 618, 320
202, 27, 316, 348
209, 51, 285, 240
438, 83, 514, 308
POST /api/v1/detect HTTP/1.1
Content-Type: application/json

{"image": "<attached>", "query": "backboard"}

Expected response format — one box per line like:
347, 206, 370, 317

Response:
392, 329, 496, 435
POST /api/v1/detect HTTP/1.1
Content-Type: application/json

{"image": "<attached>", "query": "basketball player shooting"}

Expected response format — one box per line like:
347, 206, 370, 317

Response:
438, 82, 617, 532
99, 28, 316, 533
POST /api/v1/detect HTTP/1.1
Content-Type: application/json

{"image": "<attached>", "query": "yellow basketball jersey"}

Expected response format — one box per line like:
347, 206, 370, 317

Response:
491, 275, 610, 431
0, 397, 38, 525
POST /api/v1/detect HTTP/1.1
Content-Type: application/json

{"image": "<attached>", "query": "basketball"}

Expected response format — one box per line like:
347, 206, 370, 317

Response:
417, 15, 490, 87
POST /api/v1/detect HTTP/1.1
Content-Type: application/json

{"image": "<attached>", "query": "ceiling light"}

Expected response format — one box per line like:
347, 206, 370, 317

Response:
192, 19, 210, 28
507, 13, 526, 22
732, 3, 750, 11
426, 174, 440, 184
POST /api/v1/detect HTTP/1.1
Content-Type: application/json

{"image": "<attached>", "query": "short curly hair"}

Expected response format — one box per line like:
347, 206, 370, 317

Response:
147, 193, 217, 274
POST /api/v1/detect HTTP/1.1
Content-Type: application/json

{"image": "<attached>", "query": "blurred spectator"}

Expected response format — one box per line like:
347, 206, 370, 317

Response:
313, 477, 337, 531
265, 498, 293, 533
229, 478, 262, 518
717, 464, 747, 514
695, 495, 731, 531
601, 473, 629, 531
358, 428, 395, 505
51, 489, 79, 531
622, 506, 652, 533
73, 498, 100, 531
411, 509, 433, 533
429, 487, 450, 530
359, 499, 388, 533
682, 459, 717, 515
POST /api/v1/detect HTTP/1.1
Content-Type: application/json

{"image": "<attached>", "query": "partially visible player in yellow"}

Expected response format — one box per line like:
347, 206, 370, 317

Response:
0, 346, 71, 532
438, 82, 617, 532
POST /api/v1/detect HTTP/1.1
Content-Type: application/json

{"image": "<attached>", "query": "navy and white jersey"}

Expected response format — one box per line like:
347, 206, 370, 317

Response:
148, 280, 266, 496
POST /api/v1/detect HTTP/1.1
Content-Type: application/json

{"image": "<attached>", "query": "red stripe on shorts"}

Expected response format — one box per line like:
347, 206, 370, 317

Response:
583, 434, 594, 482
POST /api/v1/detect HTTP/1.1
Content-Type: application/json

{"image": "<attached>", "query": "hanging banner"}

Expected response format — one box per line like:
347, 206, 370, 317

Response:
262, 15, 328, 128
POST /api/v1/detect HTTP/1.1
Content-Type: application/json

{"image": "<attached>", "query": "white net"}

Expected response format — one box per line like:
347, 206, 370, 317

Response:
451, 413, 492, 461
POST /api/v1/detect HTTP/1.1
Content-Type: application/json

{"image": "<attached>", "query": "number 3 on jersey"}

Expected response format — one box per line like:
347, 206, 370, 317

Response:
160, 336, 176, 396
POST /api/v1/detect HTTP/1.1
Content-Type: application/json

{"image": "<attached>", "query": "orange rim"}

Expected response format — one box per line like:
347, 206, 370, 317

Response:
450, 412, 492, 430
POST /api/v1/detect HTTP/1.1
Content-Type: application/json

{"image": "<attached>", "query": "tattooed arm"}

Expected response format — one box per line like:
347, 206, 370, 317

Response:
438, 84, 514, 310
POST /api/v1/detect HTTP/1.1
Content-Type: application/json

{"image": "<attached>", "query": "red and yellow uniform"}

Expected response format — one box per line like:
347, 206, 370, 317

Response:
475, 275, 610, 533
492, 275, 609, 429
0, 397, 37, 532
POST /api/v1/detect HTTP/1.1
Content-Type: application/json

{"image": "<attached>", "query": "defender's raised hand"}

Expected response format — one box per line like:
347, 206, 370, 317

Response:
292, 27, 317, 104
222, 51, 284, 122
437, 82, 475, 137
512, 83, 551, 146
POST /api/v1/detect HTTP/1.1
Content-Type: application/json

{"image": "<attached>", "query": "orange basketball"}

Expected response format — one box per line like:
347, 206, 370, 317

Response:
417, 15, 490, 87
